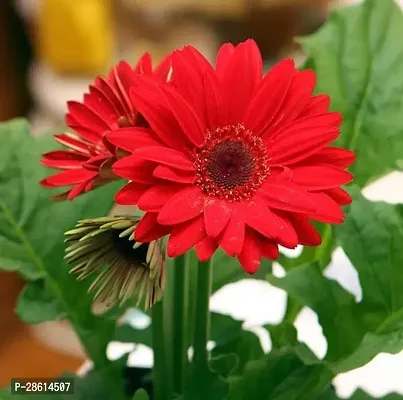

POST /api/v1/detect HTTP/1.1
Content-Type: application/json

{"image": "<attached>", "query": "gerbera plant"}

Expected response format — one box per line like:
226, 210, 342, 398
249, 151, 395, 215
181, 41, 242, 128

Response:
2, 0, 403, 399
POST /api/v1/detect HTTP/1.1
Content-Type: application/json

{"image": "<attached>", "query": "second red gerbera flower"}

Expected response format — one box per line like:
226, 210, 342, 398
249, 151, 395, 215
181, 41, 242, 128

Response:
108, 40, 355, 273
40, 53, 171, 200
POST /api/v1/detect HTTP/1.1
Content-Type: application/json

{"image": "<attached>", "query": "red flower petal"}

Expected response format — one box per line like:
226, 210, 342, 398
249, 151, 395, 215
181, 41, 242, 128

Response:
215, 43, 235, 78
67, 181, 88, 200
137, 184, 183, 212
268, 112, 342, 140
153, 53, 172, 79
308, 192, 345, 224
196, 236, 218, 262
238, 229, 261, 274
113, 155, 156, 183
112, 61, 136, 117
41, 151, 87, 169
167, 215, 206, 257
134, 52, 153, 75
243, 59, 296, 135
221, 40, 262, 125
245, 200, 280, 239
260, 240, 279, 260
153, 165, 195, 184
203, 69, 222, 130
41, 169, 97, 187
324, 187, 352, 206
157, 186, 204, 225
219, 204, 245, 257
273, 212, 299, 249
291, 164, 353, 190
54, 134, 91, 155
115, 182, 150, 205
107, 127, 160, 152
305, 147, 356, 169
130, 76, 192, 151
299, 94, 330, 117
132, 146, 195, 171
204, 199, 232, 237
94, 75, 126, 117
135, 212, 171, 243
86, 85, 120, 125
258, 182, 316, 213
268, 126, 339, 166
171, 48, 207, 118
287, 214, 322, 246
66, 101, 110, 137
268, 69, 316, 129
159, 84, 205, 146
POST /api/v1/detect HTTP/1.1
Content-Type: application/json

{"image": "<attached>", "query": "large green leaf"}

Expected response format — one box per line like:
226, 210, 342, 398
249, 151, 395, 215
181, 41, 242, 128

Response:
175, 367, 228, 400
0, 120, 123, 376
336, 188, 403, 315
269, 190, 403, 373
211, 330, 264, 376
15, 279, 65, 323
228, 348, 333, 400
0, 389, 14, 400
0, 120, 118, 280
301, 0, 403, 186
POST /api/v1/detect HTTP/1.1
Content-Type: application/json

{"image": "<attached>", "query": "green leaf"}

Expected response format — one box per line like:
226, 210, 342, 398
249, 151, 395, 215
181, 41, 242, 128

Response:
210, 354, 239, 379
69, 354, 129, 400
175, 367, 228, 400
267, 321, 298, 349
211, 330, 264, 375
15, 279, 65, 323
0, 389, 13, 400
228, 349, 333, 400
266, 322, 320, 366
132, 389, 149, 400
210, 313, 243, 344
301, 0, 403, 186
336, 187, 403, 315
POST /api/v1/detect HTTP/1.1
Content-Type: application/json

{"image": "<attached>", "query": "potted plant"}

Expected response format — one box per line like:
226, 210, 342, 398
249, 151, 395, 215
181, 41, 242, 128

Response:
1, 0, 403, 399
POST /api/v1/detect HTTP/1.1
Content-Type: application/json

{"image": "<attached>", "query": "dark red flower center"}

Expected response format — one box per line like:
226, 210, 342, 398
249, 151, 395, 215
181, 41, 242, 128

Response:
195, 124, 269, 201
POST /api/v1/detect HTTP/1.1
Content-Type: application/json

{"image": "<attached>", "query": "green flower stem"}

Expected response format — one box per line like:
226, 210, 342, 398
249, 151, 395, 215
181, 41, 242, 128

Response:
152, 301, 167, 400
193, 258, 213, 371
172, 254, 189, 394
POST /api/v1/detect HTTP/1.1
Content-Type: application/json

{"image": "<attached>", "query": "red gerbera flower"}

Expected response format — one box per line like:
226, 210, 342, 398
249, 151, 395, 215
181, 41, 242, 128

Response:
108, 40, 355, 273
40, 53, 171, 200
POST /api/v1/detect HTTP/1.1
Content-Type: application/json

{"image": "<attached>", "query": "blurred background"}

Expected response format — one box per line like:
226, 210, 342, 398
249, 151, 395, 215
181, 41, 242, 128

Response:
0, 0, 369, 389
